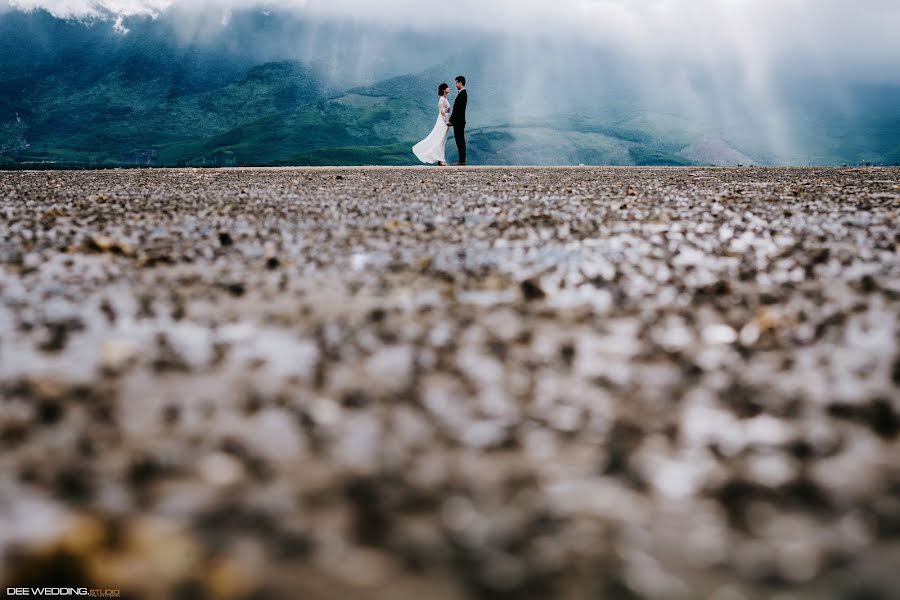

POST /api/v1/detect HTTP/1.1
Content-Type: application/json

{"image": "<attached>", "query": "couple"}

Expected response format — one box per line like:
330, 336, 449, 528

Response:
413, 75, 467, 166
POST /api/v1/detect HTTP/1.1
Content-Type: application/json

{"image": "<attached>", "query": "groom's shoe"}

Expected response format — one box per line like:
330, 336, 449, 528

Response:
454, 162, 467, 166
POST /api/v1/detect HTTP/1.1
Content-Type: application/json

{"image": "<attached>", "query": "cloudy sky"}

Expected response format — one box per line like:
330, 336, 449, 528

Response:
5, 0, 900, 79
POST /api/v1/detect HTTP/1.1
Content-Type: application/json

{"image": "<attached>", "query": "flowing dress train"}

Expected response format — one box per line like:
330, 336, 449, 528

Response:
413, 96, 451, 164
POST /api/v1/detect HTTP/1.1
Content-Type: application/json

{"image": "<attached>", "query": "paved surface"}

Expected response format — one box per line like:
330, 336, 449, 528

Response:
1, 167, 899, 599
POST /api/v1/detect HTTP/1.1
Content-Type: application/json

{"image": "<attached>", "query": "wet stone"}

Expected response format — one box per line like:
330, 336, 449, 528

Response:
342, 390, 372, 409
520, 279, 546, 301
225, 282, 246, 297
35, 400, 64, 425
54, 465, 94, 502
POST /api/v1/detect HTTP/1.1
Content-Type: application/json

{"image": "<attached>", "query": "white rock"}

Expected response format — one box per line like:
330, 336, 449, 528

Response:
99, 338, 140, 373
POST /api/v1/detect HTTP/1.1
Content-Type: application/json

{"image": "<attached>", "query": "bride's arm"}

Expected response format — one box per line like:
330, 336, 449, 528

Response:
441, 98, 451, 125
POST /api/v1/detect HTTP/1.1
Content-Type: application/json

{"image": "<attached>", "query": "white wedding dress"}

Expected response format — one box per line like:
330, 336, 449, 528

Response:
413, 96, 451, 164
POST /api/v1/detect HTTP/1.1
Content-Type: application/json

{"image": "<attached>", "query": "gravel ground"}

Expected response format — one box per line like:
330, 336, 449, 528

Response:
1, 166, 899, 599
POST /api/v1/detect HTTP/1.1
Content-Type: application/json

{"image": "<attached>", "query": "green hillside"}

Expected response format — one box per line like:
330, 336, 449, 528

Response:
0, 55, 733, 168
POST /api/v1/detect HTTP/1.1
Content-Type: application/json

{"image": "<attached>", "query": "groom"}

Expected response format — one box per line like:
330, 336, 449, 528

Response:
447, 75, 467, 166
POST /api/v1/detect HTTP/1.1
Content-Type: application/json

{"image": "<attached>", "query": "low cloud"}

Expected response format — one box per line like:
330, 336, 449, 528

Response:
8, 0, 172, 19
6, 0, 900, 80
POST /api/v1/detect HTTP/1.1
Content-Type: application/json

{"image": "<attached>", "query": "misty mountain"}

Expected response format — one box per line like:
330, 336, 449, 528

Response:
1, 8, 898, 168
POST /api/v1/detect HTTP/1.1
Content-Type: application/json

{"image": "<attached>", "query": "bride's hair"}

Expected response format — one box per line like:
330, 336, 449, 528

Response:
438, 83, 449, 96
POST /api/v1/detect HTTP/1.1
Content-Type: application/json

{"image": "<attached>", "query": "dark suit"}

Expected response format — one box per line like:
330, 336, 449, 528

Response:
448, 89, 467, 164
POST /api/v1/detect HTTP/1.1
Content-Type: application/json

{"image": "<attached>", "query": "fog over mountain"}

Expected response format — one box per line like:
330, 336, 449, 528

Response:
1, 0, 898, 166
10, 0, 900, 72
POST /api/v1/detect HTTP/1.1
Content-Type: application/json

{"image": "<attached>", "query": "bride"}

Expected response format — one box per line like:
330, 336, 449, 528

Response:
413, 83, 451, 166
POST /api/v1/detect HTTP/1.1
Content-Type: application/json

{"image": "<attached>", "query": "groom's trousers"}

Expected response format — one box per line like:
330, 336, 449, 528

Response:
454, 125, 466, 164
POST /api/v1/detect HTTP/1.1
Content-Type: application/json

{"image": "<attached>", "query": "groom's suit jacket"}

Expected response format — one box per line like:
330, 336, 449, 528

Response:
449, 89, 467, 127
